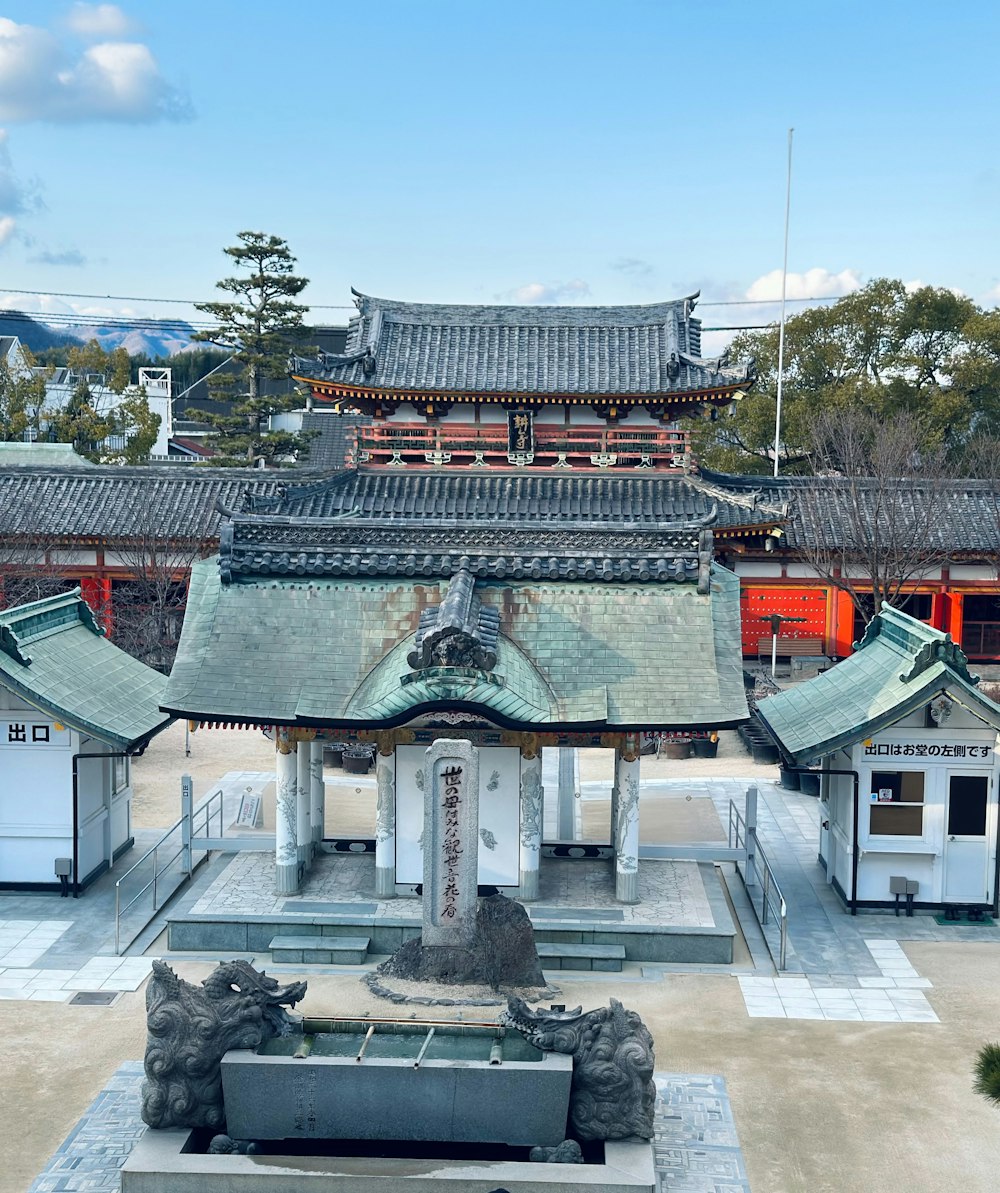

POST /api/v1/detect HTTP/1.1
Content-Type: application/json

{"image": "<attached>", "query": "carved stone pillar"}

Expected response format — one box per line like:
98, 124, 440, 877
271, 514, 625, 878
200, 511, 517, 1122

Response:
610, 749, 620, 854
519, 747, 543, 901
310, 740, 325, 846
275, 733, 298, 896
614, 739, 641, 904
375, 746, 396, 898
297, 741, 312, 870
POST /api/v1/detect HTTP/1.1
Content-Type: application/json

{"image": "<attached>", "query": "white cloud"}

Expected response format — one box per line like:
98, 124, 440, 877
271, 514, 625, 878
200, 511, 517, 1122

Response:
65, 3, 135, 40
745, 267, 862, 302
0, 292, 78, 316
30, 248, 87, 266
504, 279, 591, 304
610, 257, 654, 278
904, 278, 967, 298
0, 127, 44, 249
0, 15, 190, 123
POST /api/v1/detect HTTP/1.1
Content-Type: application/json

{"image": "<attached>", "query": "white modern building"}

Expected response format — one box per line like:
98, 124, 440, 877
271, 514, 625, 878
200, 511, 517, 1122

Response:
0, 590, 172, 892
758, 606, 1000, 915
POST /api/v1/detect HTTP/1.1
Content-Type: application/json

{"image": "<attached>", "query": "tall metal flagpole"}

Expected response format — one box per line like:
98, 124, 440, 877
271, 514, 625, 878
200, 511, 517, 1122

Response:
773, 127, 794, 479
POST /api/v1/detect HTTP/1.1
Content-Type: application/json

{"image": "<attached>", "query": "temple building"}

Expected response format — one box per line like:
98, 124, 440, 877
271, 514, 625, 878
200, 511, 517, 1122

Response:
161, 293, 772, 912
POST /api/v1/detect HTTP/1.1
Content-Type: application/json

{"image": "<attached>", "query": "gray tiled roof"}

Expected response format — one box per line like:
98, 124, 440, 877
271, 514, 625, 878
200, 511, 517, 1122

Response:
162, 560, 747, 730
0, 465, 284, 542
756, 606, 1000, 765
246, 470, 783, 530
220, 517, 713, 587
291, 292, 752, 396
299, 411, 369, 470
0, 590, 172, 749
702, 470, 1000, 554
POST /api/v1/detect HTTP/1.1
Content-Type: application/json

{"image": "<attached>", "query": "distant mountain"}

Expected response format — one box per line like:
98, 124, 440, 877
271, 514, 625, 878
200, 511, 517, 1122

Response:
0, 311, 79, 352
0, 312, 344, 362
62, 323, 200, 359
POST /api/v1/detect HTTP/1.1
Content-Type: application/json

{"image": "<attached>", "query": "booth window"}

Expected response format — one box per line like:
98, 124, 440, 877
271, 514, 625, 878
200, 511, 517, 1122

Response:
869, 770, 924, 836
113, 754, 129, 793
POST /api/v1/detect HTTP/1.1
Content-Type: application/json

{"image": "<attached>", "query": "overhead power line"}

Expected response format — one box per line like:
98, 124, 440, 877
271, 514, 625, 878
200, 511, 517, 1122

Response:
0, 286, 354, 310
0, 305, 774, 338
0, 284, 852, 311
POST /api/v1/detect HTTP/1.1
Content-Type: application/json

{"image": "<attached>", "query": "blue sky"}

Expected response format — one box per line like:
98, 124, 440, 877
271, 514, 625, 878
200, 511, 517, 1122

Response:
0, 0, 997, 348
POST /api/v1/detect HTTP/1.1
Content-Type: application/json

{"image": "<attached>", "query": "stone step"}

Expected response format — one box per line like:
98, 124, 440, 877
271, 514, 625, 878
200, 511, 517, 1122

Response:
536, 942, 626, 972
269, 935, 370, 965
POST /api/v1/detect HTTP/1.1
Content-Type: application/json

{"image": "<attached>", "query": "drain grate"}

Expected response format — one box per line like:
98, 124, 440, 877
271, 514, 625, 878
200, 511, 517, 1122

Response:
69, 991, 118, 1006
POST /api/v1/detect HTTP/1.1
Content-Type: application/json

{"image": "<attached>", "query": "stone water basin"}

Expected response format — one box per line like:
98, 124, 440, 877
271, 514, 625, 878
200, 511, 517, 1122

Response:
220, 1016, 573, 1147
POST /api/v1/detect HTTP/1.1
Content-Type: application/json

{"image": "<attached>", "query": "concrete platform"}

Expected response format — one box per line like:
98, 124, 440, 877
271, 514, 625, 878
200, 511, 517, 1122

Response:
167, 854, 736, 965
121, 1128, 655, 1193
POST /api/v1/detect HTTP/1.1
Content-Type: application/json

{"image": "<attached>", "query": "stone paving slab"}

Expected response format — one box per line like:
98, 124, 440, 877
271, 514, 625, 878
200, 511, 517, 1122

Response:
652, 1073, 750, 1192
28, 1063, 750, 1193
190, 850, 718, 928
0, 918, 156, 1003
27, 1061, 146, 1193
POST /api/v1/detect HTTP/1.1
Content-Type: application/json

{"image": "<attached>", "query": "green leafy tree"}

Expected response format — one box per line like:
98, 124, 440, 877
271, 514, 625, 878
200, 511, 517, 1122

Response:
188, 231, 314, 467
0, 346, 51, 441
692, 279, 985, 474
951, 309, 1000, 435
109, 389, 161, 464
44, 340, 161, 462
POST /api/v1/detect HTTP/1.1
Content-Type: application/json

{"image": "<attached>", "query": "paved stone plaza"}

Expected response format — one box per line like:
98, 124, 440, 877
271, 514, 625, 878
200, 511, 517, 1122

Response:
10, 770, 1000, 1193
26, 1064, 747, 1193
190, 849, 716, 928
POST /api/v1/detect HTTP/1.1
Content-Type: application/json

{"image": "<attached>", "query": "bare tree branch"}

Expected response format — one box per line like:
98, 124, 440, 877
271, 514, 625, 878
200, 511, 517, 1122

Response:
795, 408, 958, 621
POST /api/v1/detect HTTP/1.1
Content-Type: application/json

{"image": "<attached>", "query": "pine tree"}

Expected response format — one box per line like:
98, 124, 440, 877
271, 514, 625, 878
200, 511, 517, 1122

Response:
188, 231, 314, 467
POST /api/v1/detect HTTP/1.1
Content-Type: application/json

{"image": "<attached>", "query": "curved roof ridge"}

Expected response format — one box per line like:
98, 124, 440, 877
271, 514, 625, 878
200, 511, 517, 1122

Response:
349, 288, 701, 326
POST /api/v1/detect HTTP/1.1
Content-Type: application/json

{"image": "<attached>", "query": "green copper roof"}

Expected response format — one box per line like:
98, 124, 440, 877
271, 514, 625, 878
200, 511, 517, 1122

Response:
757, 605, 1000, 766
0, 590, 173, 750
0, 442, 93, 467
163, 559, 747, 730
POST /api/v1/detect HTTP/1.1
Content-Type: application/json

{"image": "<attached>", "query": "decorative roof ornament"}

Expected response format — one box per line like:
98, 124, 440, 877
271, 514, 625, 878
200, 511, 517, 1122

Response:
407, 567, 500, 672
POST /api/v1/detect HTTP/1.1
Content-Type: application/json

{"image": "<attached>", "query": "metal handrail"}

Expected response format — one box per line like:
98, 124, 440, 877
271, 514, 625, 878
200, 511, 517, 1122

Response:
729, 799, 788, 970
114, 787, 224, 955
114, 816, 184, 955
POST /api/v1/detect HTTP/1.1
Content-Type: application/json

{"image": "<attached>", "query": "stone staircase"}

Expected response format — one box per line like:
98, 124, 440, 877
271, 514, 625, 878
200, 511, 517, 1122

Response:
535, 942, 626, 971
269, 934, 371, 965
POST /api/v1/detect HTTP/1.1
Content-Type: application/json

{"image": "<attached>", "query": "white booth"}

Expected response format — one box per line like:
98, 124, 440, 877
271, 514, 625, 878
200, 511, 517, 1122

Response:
758, 606, 1000, 915
0, 590, 172, 893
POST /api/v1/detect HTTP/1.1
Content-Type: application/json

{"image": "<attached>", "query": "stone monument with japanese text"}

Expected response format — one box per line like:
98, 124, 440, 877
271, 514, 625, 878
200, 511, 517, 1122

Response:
422, 738, 479, 947
375, 736, 545, 989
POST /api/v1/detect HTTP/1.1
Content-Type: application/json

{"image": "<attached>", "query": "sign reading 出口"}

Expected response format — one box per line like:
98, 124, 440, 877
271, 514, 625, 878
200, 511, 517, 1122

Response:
0, 720, 71, 748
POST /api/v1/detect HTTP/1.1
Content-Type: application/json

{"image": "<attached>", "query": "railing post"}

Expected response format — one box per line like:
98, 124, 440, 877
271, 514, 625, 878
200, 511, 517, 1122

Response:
762, 865, 770, 926
779, 903, 788, 971
114, 881, 121, 956
152, 845, 158, 910
745, 785, 758, 887
181, 774, 193, 877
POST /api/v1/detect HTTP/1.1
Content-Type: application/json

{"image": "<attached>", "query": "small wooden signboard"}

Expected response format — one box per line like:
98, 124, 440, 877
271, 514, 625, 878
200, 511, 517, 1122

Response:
236, 792, 263, 828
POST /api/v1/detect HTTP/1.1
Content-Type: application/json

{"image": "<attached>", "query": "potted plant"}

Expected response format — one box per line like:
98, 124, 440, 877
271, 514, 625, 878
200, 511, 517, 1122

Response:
691, 732, 719, 759
323, 742, 345, 769
662, 737, 692, 760
342, 743, 374, 774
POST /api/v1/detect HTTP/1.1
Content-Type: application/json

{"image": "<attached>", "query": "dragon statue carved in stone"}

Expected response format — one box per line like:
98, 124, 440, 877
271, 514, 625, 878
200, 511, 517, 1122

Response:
141, 960, 306, 1131
500, 996, 656, 1141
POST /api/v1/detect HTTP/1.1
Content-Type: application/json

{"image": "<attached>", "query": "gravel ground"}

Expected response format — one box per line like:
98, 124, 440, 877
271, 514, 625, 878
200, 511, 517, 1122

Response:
131, 724, 780, 832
